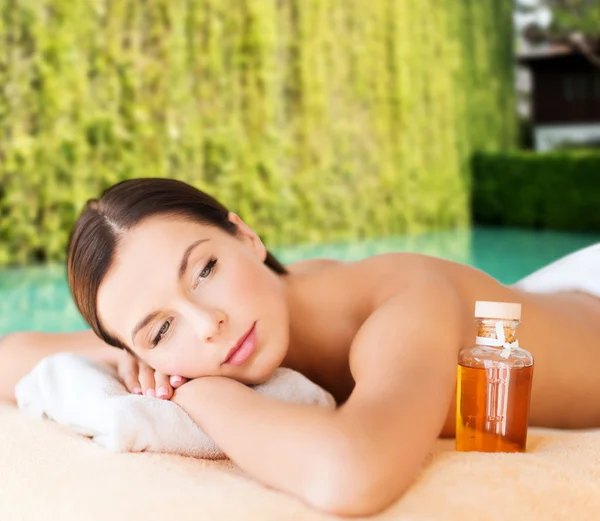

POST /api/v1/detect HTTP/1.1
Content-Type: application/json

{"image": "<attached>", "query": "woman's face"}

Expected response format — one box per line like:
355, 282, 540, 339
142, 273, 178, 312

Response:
96, 213, 290, 385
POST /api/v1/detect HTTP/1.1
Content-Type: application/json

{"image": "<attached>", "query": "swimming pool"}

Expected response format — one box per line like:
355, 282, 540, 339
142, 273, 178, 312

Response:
1, 226, 599, 335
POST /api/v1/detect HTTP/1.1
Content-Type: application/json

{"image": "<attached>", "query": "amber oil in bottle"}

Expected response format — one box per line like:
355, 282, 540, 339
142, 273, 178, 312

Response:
456, 301, 534, 452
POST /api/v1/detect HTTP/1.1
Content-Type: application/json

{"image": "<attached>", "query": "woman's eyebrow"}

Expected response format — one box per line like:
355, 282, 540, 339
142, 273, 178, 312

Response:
178, 238, 210, 278
131, 238, 210, 344
131, 311, 160, 344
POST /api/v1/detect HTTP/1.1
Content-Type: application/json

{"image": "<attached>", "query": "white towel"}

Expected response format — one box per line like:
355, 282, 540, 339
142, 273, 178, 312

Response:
514, 242, 600, 298
15, 353, 335, 459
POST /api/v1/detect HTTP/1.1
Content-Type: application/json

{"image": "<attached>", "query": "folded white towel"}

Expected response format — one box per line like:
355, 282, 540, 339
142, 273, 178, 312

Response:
514, 242, 600, 298
15, 353, 335, 459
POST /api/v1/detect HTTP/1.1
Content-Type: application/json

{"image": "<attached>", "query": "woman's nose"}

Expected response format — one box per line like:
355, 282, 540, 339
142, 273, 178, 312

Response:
181, 303, 227, 342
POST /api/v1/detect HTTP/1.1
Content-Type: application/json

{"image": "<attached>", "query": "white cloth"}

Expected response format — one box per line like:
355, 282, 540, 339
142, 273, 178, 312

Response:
15, 353, 335, 459
514, 242, 600, 298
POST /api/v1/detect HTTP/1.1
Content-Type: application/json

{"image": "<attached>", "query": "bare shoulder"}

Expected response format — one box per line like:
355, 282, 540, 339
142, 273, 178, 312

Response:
319, 252, 455, 301
285, 257, 344, 275
287, 252, 438, 278
287, 252, 464, 317
286, 252, 508, 324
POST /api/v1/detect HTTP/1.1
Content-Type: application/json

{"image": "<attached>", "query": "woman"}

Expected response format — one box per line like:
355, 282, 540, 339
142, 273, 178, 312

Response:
1, 177, 600, 516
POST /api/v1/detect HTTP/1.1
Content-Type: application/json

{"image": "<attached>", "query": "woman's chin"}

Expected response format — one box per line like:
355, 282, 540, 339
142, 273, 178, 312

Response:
235, 365, 278, 385
238, 357, 283, 385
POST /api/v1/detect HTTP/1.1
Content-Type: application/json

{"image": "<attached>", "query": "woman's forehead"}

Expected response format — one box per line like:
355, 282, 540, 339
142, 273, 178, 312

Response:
125, 216, 217, 242
95, 217, 220, 338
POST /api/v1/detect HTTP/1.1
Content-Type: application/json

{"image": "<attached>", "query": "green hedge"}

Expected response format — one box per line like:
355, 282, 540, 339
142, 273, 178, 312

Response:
0, 0, 516, 266
472, 151, 600, 231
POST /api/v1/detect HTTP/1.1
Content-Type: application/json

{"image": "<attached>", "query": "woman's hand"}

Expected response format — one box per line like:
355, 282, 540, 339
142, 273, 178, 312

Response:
115, 350, 187, 400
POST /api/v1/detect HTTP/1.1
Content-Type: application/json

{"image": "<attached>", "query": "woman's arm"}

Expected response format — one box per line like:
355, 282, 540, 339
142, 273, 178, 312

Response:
0, 330, 187, 403
0, 330, 119, 403
172, 275, 467, 517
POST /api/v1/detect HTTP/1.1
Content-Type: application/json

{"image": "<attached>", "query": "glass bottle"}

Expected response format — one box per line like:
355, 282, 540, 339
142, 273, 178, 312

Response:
456, 301, 534, 453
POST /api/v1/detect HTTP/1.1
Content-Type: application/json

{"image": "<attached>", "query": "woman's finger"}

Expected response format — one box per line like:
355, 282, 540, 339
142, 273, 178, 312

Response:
169, 375, 188, 389
153, 371, 172, 400
117, 353, 142, 394
138, 360, 157, 397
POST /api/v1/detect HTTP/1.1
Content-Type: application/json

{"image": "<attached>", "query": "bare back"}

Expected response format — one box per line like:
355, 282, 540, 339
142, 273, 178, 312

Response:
286, 254, 600, 434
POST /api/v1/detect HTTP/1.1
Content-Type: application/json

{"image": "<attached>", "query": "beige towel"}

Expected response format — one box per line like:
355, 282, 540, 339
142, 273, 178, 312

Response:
0, 403, 598, 520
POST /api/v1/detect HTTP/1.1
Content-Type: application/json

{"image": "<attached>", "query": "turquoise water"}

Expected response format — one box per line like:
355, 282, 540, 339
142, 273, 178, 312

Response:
1, 226, 599, 335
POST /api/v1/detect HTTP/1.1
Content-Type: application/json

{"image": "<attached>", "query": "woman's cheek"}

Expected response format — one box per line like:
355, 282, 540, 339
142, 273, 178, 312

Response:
228, 264, 264, 300
156, 347, 208, 379
151, 344, 187, 377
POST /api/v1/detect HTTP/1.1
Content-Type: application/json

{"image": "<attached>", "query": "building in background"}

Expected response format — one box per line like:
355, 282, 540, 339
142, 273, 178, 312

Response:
514, 0, 551, 121
519, 45, 600, 151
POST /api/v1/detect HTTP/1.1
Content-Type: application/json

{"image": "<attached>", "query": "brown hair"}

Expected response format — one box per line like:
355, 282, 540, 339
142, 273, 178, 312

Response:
67, 177, 288, 350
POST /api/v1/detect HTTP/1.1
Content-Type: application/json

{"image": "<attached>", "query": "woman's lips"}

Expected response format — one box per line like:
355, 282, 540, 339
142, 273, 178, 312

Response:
222, 322, 257, 366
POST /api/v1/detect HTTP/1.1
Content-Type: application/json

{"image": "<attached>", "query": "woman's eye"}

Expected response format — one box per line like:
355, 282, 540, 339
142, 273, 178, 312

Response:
152, 319, 172, 347
195, 257, 217, 287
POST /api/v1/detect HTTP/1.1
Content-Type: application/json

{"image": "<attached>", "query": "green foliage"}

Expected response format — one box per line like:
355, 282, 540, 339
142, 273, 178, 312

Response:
472, 151, 600, 231
0, 0, 516, 266
546, 0, 600, 40
516, 0, 600, 45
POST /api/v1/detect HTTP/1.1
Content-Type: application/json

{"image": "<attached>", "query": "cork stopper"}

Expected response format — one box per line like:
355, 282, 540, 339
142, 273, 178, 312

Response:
474, 301, 521, 320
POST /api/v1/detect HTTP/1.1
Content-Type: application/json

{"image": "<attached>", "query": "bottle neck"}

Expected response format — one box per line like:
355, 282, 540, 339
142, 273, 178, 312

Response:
476, 318, 520, 344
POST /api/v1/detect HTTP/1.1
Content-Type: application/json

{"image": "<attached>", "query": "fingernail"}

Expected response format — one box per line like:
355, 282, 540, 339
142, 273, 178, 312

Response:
145, 388, 156, 398
132, 387, 142, 395
171, 376, 183, 385
157, 386, 169, 399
